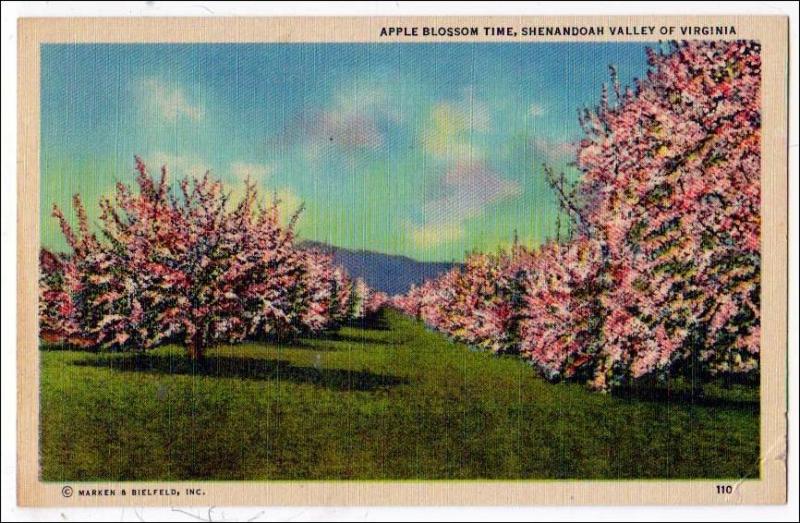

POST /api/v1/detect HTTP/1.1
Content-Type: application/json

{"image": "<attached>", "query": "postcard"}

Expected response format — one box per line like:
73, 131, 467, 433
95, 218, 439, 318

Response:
16, 15, 789, 506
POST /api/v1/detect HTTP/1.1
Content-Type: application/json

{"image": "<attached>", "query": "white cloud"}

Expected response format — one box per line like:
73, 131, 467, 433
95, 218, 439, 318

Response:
459, 87, 493, 132
147, 151, 210, 179
408, 221, 465, 248
139, 77, 204, 123
410, 162, 522, 248
424, 162, 522, 225
230, 161, 274, 184
531, 137, 575, 162
332, 82, 398, 122
318, 112, 385, 149
271, 74, 399, 153
421, 89, 496, 162
276, 110, 385, 152
528, 103, 547, 117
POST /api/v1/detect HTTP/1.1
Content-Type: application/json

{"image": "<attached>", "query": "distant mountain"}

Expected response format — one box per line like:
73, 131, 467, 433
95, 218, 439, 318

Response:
300, 241, 460, 295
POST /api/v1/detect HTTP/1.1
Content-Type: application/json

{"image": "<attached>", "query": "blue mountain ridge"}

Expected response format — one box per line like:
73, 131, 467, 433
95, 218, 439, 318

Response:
299, 241, 460, 295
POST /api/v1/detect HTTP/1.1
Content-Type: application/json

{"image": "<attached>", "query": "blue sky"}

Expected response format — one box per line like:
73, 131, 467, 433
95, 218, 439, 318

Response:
41, 42, 651, 261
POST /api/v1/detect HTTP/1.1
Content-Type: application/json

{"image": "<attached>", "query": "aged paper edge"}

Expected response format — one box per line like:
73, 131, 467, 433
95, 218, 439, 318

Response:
17, 16, 789, 507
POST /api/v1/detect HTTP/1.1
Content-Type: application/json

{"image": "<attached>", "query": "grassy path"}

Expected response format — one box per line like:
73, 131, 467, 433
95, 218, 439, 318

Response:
41, 309, 759, 481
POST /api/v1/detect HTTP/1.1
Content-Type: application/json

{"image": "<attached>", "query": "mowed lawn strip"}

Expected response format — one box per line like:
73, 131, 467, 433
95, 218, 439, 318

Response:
40, 309, 759, 481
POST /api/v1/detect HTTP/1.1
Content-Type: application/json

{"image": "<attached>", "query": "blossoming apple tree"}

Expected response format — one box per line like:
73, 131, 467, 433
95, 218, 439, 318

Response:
40, 158, 377, 359
393, 40, 761, 391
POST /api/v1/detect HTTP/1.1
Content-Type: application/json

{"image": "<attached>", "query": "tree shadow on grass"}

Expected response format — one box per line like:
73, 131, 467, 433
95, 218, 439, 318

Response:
72, 353, 409, 392
611, 385, 760, 412
40, 342, 98, 353
344, 313, 391, 331
300, 332, 398, 346
274, 342, 347, 352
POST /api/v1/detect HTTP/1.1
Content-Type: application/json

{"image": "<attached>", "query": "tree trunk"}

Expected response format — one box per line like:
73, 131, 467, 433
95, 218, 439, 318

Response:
688, 334, 705, 403
187, 332, 204, 362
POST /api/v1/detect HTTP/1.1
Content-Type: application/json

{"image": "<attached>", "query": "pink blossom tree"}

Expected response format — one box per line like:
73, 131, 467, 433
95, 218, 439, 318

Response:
571, 40, 761, 389
392, 40, 761, 392
517, 238, 605, 381
41, 158, 367, 360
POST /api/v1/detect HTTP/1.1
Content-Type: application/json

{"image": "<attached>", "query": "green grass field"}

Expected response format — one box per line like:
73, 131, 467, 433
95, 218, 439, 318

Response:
40, 309, 759, 481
